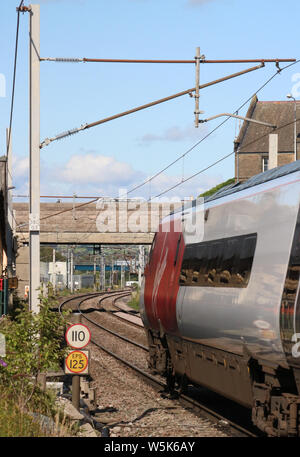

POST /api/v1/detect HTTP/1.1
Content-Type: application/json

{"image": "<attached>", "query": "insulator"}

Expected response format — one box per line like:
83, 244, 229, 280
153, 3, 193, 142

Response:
55, 128, 79, 140
54, 58, 82, 63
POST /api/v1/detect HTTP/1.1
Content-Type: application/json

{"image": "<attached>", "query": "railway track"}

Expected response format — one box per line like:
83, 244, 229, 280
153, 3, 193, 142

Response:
57, 290, 260, 437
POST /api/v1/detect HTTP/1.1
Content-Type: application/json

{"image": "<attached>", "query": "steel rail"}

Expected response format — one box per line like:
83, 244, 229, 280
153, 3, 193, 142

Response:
80, 295, 148, 352
57, 290, 258, 437
110, 296, 144, 329
58, 290, 147, 351
90, 334, 258, 438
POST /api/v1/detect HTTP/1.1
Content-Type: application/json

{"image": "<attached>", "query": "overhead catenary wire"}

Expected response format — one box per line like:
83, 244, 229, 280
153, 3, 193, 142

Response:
15, 116, 300, 231
6, 0, 24, 163
15, 59, 300, 228
126, 58, 300, 199
149, 114, 300, 201
40, 64, 264, 148
40, 57, 296, 65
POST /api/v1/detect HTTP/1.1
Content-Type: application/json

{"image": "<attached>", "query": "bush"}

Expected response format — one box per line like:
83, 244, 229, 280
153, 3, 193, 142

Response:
0, 295, 69, 431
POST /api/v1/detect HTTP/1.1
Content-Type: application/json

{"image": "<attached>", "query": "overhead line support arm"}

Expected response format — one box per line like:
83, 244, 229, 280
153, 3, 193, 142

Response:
40, 63, 263, 149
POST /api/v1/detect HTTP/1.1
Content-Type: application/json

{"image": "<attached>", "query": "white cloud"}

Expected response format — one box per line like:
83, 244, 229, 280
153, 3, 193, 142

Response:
11, 151, 225, 203
60, 153, 141, 185
139, 124, 208, 144
12, 156, 29, 180
187, 0, 217, 5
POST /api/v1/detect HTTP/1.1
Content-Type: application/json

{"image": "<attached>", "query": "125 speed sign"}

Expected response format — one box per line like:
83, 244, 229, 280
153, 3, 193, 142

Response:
65, 350, 89, 375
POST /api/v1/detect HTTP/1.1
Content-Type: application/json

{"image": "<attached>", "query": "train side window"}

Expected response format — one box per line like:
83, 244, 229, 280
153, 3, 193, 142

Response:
239, 235, 257, 286
179, 233, 257, 288
221, 238, 239, 286
179, 246, 193, 285
196, 244, 208, 285
208, 242, 223, 285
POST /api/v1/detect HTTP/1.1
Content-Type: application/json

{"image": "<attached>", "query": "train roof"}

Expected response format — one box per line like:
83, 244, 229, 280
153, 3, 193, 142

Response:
204, 160, 300, 204
169, 160, 300, 217
169, 160, 300, 216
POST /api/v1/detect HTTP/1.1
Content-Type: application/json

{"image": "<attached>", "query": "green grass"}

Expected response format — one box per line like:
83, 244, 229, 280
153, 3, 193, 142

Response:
198, 178, 235, 198
126, 290, 140, 311
0, 395, 50, 437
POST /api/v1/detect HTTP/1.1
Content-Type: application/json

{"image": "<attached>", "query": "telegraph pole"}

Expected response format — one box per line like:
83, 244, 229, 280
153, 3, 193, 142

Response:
138, 246, 145, 287
6, 128, 14, 279
29, 4, 40, 312
100, 256, 105, 290
110, 259, 113, 288
121, 262, 125, 289
66, 248, 70, 289
194, 47, 200, 127
52, 248, 56, 293
93, 255, 97, 291
70, 249, 74, 293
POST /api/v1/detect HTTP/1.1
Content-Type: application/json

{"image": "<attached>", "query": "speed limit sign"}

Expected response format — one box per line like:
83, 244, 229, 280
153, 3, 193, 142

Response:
65, 324, 91, 349
65, 350, 89, 375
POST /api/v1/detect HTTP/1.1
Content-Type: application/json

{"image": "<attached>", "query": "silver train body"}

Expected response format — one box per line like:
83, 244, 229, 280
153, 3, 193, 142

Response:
140, 161, 300, 436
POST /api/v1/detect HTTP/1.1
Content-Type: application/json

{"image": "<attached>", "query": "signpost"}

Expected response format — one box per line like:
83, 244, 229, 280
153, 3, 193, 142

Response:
65, 350, 89, 375
65, 324, 91, 349
64, 319, 91, 410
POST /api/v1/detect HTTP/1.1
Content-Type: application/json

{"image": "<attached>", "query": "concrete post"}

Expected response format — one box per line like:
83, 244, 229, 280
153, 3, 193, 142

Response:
93, 255, 96, 291
72, 313, 81, 411
194, 47, 200, 128
52, 248, 56, 293
100, 256, 105, 290
29, 4, 40, 313
121, 263, 125, 289
269, 134, 278, 169
138, 245, 145, 287
6, 128, 14, 279
70, 250, 74, 293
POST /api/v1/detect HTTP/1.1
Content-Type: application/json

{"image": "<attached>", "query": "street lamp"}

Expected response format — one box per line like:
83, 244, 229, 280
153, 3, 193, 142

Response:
286, 94, 297, 161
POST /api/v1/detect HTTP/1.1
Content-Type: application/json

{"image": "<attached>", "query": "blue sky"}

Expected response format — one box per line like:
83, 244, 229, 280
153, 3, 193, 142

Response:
1, 0, 300, 201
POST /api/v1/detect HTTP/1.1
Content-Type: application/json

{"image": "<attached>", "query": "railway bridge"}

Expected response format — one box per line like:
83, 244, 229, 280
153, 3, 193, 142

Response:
13, 200, 183, 297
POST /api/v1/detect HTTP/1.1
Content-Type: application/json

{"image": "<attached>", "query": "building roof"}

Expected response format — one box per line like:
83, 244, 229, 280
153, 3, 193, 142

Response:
235, 96, 300, 154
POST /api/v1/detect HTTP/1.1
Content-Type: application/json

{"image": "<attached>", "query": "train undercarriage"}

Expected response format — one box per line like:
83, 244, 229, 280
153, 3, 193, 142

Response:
145, 327, 300, 437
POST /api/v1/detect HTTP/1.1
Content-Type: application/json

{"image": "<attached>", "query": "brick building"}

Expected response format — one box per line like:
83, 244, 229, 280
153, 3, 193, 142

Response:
234, 96, 300, 181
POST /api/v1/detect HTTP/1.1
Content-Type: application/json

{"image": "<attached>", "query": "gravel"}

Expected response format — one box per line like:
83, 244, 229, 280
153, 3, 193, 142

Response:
76, 294, 232, 437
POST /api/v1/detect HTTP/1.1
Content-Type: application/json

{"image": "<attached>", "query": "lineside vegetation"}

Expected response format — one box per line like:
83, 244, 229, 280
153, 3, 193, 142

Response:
0, 294, 73, 437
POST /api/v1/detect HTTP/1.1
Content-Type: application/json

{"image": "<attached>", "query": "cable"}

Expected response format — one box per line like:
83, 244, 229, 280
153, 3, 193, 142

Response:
149, 115, 300, 200
14, 60, 300, 228
149, 150, 235, 200
7, 1, 24, 159
40, 64, 264, 148
128, 59, 300, 199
